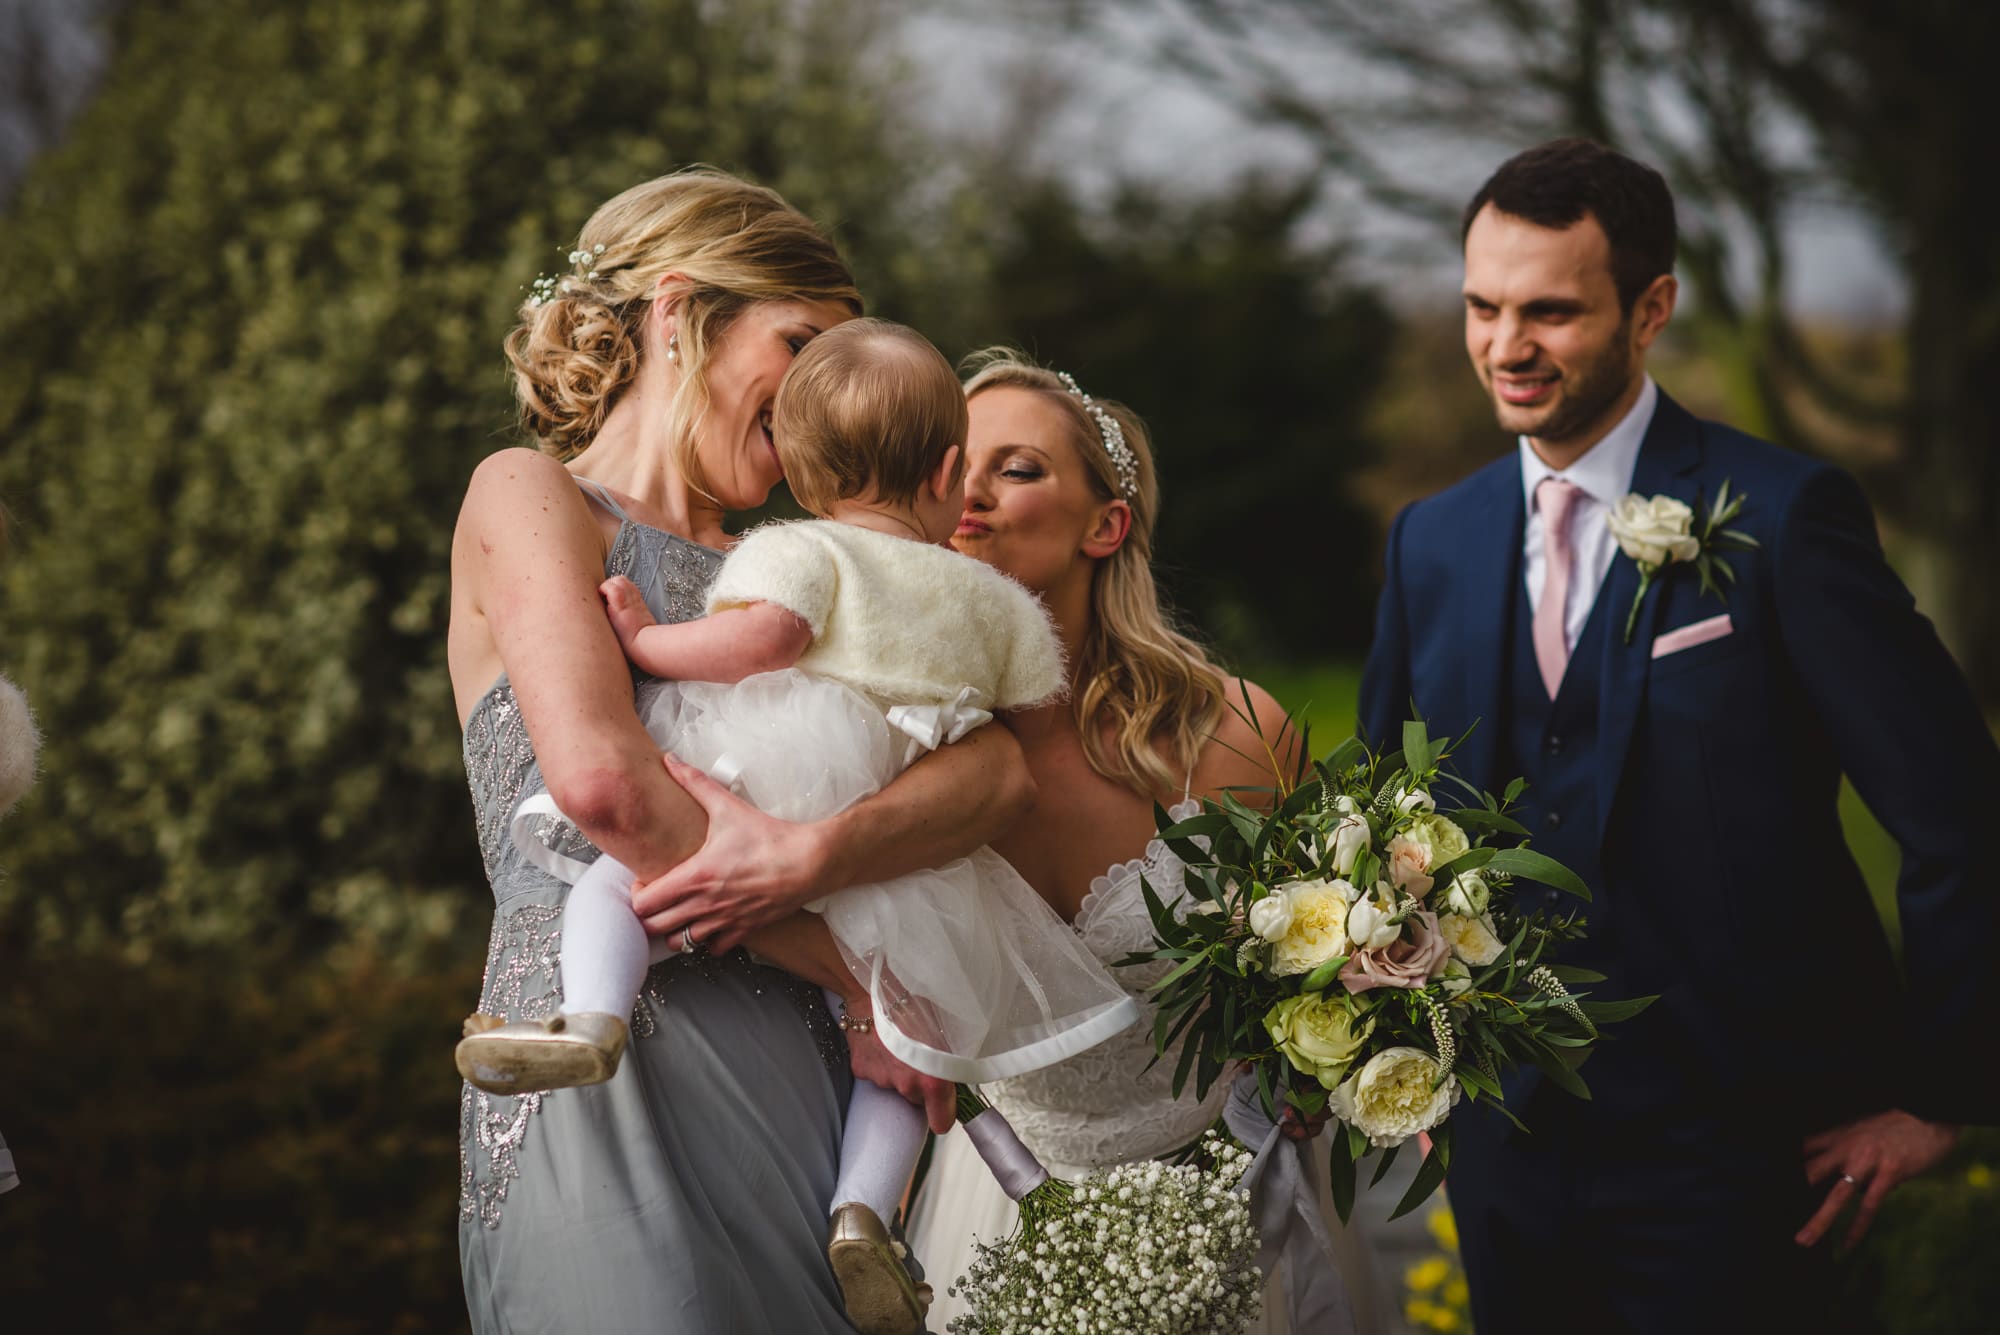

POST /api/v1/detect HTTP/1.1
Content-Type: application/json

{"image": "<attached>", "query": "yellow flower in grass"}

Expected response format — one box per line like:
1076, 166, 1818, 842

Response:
1404, 1257, 1450, 1291
1426, 1204, 1459, 1253
1968, 1163, 1993, 1189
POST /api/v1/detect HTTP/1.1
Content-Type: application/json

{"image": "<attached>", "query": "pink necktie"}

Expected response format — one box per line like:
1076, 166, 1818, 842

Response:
1533, 477, 1584, 699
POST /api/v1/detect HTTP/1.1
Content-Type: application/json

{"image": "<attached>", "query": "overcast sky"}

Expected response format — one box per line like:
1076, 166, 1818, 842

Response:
0, 0, 1906, 322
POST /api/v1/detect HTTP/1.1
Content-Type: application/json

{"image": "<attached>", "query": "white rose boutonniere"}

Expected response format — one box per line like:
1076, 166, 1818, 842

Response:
1607, 478, 1759, 642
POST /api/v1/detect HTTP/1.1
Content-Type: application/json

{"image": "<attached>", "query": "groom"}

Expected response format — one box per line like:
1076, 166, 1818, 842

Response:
1359, 138, 1999, 1333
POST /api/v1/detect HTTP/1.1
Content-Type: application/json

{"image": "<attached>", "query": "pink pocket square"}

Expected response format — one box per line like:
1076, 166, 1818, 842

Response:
1652, 612, 1733, 659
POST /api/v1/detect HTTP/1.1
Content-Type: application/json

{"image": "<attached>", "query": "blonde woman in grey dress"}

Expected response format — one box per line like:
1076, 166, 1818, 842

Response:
450, 170, 1027, 1333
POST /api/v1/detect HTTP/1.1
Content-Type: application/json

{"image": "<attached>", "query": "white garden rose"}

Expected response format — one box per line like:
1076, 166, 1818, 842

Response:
1265, 879, 1354, 976
1607, 493, 1702, 568
1247, 891, 1295, 943
1394, 788, 1435, 815
1327, 1047, 1462, 1148
1443, 871, 1491, 917
1343, 888, 1401, 950
1436, 911, 1505, 966
1329, 813, 1370, 876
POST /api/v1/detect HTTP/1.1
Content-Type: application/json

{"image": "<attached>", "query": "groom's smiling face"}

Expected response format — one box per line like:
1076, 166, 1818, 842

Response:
1461, 204, 1649, 451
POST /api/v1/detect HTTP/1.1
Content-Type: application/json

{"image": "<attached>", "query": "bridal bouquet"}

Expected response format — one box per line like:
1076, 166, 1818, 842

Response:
1133, 718, 1651, 1221
948, 1092, 1262, 1335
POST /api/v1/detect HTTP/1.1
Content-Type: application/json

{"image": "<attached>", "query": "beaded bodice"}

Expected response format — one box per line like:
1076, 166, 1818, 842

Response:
459, 506, 779, 1232
984, 798, 1231, 1169
461, 519, 723, 899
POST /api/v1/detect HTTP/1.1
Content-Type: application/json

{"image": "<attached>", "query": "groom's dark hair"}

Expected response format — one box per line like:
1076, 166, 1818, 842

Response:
1462, 138, 1676, 312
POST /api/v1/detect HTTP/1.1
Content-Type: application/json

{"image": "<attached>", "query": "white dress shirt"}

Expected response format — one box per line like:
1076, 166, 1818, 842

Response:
1520, 376, 1658, 652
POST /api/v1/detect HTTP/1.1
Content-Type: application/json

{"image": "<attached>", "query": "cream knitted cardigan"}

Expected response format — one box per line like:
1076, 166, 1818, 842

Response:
706, 520, 1063, 713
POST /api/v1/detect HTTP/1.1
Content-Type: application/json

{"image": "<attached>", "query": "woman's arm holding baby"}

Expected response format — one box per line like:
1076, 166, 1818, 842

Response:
634, 729, 1035, 954
601, 576, 810, 682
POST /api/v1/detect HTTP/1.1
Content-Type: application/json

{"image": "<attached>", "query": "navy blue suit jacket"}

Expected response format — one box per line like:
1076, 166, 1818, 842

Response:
1359, 391, 2000, 1127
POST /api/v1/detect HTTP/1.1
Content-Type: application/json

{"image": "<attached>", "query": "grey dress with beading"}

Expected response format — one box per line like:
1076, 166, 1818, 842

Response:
457, 487, 856, 1334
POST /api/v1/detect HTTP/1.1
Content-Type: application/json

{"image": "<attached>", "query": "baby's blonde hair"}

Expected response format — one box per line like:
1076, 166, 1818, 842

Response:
504, 167, 863, 480
774, 319, 967, 516
960, 349, 1227, 797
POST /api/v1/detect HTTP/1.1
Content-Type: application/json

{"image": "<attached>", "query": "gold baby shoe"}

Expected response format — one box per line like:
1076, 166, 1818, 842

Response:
454, 1011, 629, 1095
827, 1202, 927, 1335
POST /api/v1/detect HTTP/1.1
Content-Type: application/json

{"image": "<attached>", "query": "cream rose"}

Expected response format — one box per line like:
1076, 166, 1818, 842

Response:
1327, 1046, 1462, 1148
1328, 813, 1370, 876
1265, 879, 1354, 977
1343, 888, 1401, 950
1436, 911, 1505, 966
1341, 908, 1453, 994
1607, 493, 1701, 568
1264, 992, 1375, 1090
1443, 871, 1491, 917
1247, 891, 1294, 943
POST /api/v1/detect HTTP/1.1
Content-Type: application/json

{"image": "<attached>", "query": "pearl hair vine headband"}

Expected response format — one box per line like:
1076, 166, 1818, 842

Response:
1055, 371, 1139, 500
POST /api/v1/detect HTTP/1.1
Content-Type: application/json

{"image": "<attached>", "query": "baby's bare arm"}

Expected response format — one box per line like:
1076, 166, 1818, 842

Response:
599, 577, 810, 682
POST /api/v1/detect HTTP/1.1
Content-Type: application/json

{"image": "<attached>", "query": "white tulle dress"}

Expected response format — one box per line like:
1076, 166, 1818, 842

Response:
906, 801, 1398, 1334
637, 520, 1137, 1082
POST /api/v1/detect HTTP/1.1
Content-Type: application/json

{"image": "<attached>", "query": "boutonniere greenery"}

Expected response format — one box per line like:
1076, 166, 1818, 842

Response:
1606, 479, 1758, 642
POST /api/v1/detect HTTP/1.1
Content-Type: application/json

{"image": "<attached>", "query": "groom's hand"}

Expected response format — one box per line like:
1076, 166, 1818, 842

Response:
1795, 1109, 1959, 1251
846, 1029, 957, 1134
632, 753, 830, 952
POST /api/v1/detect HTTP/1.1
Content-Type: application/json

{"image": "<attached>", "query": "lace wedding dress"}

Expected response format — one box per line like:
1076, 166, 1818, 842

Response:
905, 801, 1395, 1333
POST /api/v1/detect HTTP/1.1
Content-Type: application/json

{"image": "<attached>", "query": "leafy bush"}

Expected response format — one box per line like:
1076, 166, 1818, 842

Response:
0, 0, 938, 957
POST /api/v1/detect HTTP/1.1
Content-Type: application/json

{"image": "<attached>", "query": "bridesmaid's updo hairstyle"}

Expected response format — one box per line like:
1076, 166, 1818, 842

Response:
505, 167, 863, 471
960, 349, 1228, 798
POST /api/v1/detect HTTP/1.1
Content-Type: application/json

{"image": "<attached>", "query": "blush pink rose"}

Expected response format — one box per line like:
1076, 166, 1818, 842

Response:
1339, 909, 1453, 995
1385, 835, 1436, 898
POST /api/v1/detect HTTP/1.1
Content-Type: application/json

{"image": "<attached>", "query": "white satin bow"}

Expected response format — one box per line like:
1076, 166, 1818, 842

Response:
884, 684, 993, 763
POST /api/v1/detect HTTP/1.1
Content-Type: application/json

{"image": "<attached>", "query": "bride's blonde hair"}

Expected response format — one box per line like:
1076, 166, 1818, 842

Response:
504, 167, 863, 482
961, 349, 1227, 798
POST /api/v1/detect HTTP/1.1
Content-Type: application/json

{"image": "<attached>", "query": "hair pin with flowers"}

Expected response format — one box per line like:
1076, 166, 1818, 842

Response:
525, 243, 607, 308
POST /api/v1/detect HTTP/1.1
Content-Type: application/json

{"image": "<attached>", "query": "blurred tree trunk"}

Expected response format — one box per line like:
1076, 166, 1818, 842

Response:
1097, 0, 2000, 701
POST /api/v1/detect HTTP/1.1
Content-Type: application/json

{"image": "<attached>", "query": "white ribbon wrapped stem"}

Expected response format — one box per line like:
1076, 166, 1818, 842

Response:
1223, 1075, 1358, 1335
962, 1109, 1052, 1202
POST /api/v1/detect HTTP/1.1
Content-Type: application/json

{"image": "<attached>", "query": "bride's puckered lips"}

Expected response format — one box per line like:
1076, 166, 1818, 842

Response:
954, 513, 991, 538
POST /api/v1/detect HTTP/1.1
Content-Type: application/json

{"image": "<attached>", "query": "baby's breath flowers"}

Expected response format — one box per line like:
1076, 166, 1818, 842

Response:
948, 1133, 1263, 1335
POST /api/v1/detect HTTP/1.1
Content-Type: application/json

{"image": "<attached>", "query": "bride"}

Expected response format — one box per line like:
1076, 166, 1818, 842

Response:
905, 350, 1394, 1333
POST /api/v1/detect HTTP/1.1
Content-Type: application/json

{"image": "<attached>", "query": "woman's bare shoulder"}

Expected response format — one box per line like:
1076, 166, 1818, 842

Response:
1192, 676, 1302, 799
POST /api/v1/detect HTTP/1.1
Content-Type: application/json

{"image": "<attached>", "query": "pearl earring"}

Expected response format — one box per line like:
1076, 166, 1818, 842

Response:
667, 331, 680, 363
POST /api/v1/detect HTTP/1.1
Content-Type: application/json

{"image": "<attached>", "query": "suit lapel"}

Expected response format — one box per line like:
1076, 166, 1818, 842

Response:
1456, 461, 1525, 794
1593, 392, 1704, 842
